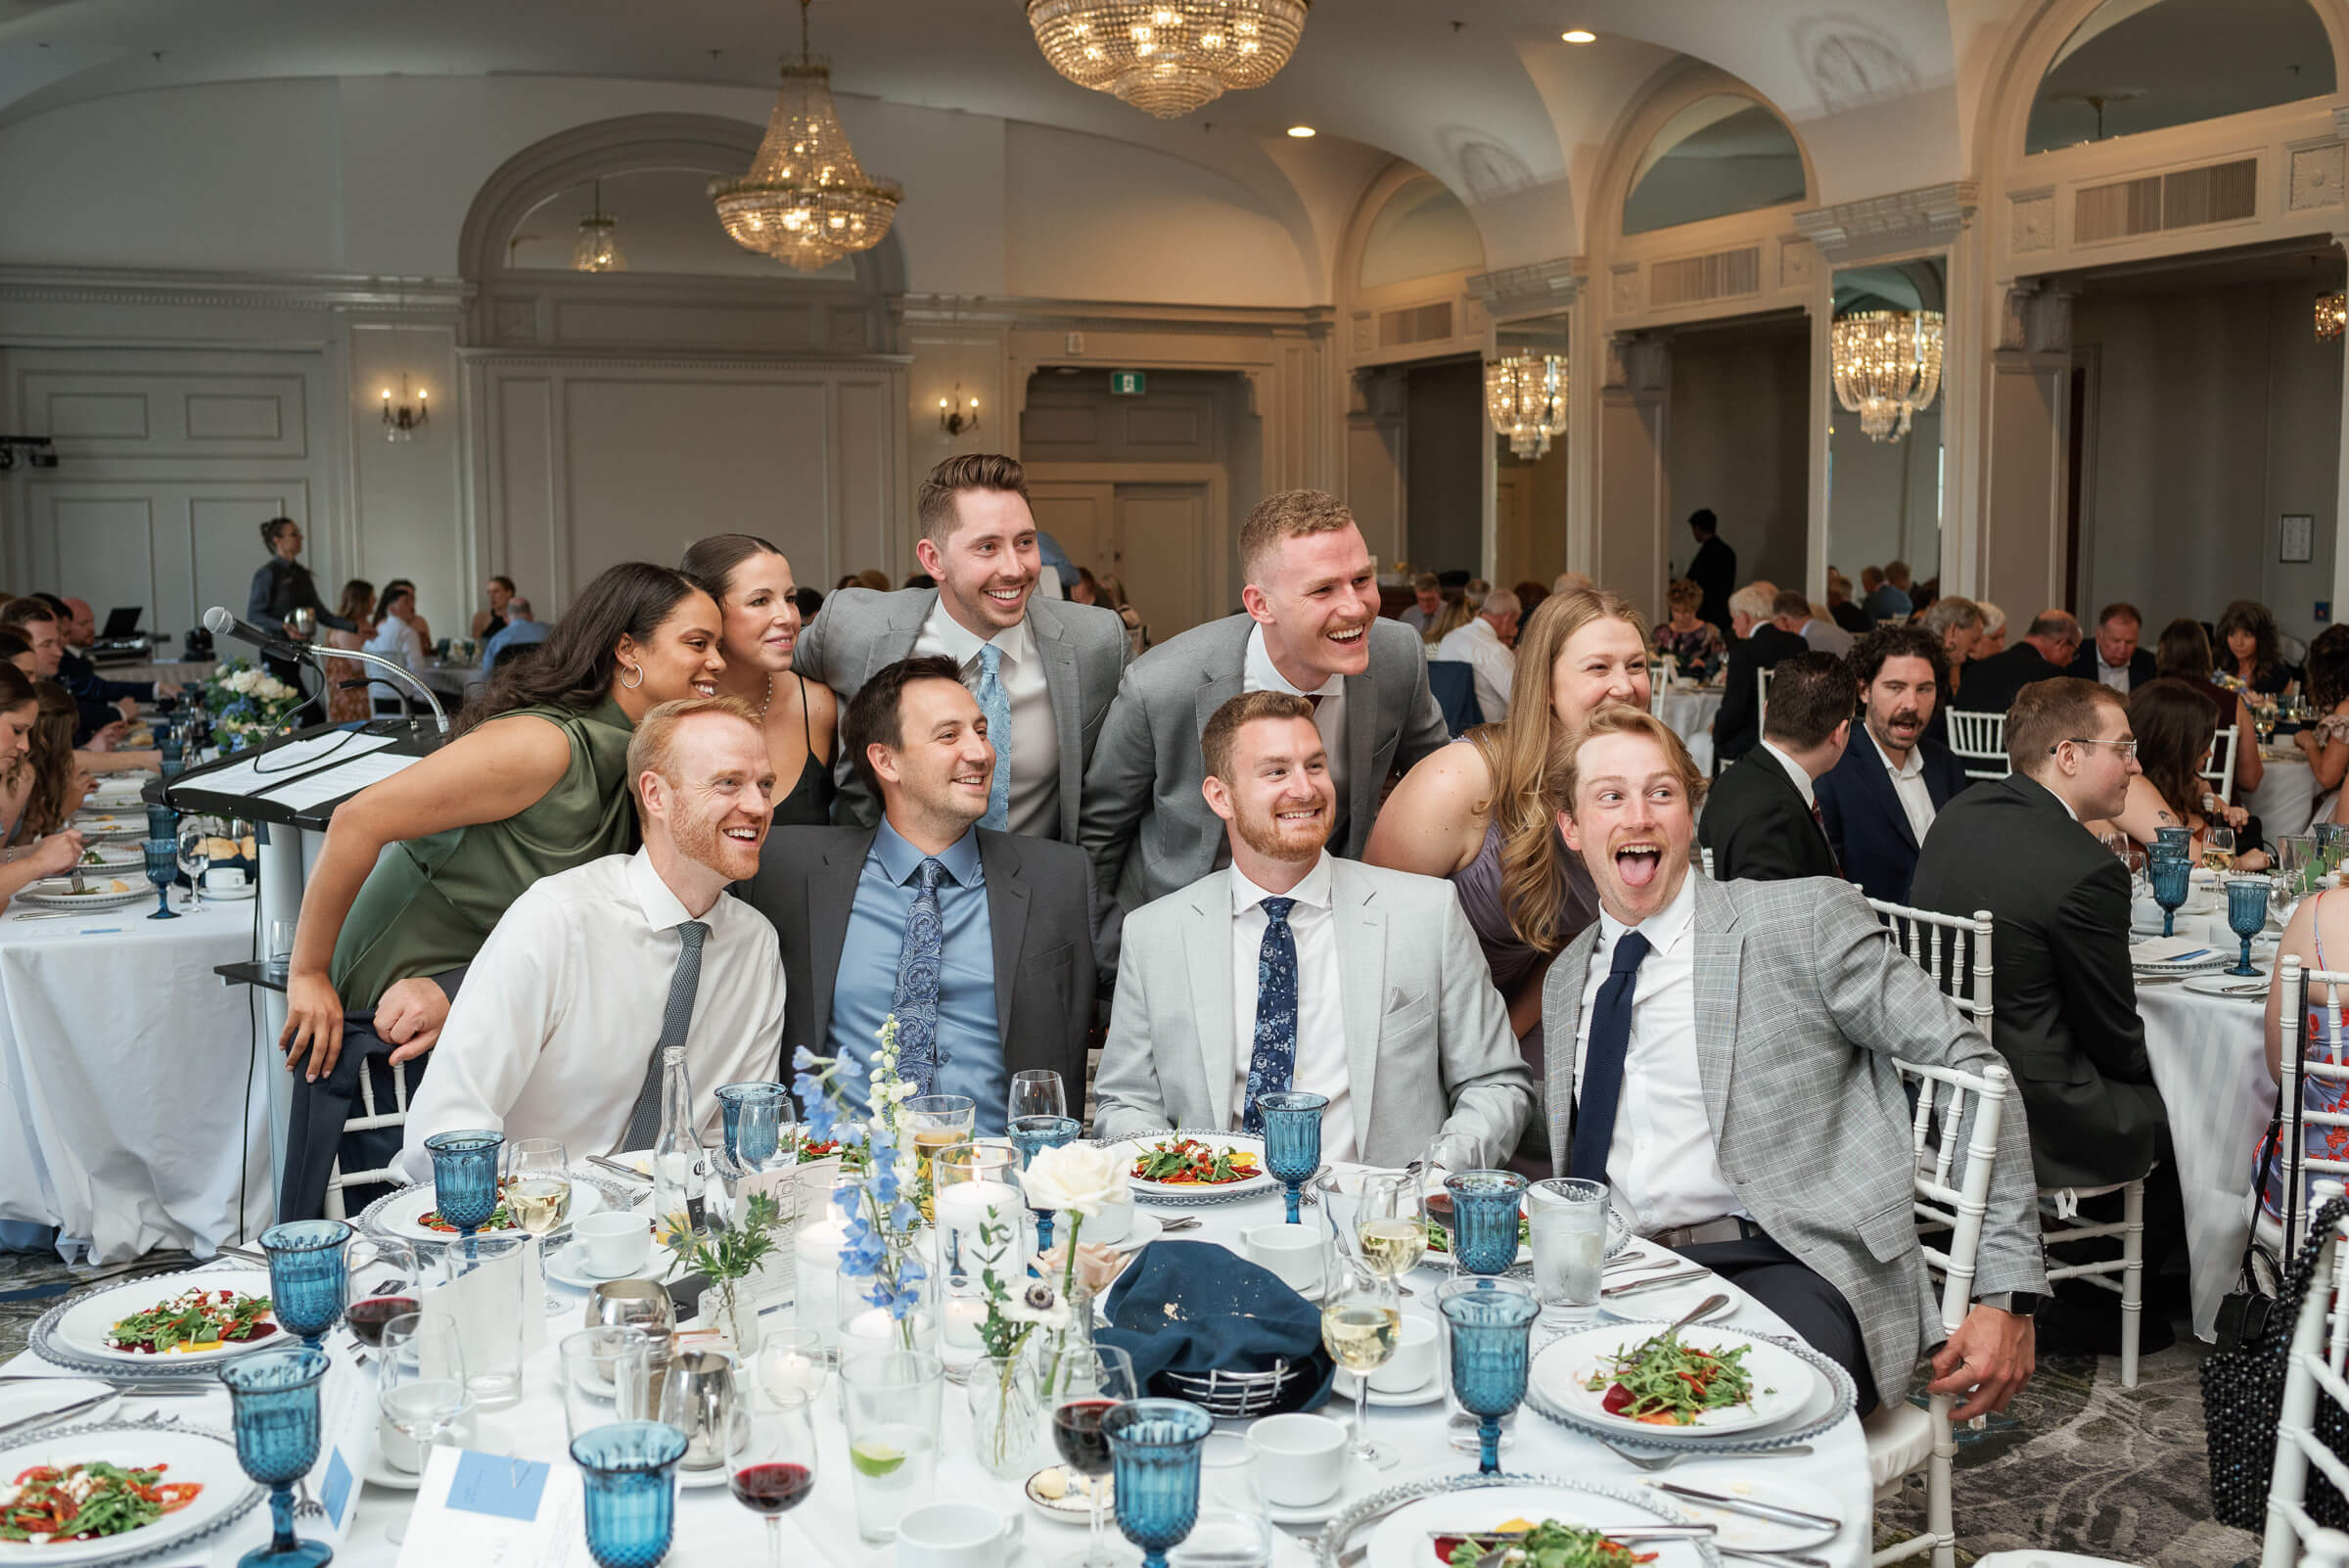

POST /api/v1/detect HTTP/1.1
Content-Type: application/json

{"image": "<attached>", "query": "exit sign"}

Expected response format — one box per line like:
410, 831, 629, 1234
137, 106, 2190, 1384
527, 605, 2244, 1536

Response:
1109, 369, 1147, 396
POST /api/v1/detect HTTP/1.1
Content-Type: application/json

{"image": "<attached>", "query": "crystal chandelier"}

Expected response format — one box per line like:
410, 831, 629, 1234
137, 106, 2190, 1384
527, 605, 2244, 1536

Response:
2319, 292, 2346, 343
1830, 309, 1944, 442
1028, 0, 1310, 119
573, 180, 624, 273
711, 0, 903, 273
1485, 353, 1568, 460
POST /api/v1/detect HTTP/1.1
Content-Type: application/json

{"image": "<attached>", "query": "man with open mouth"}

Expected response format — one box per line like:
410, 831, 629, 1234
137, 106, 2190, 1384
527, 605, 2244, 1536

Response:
1814, 623, 1971, 904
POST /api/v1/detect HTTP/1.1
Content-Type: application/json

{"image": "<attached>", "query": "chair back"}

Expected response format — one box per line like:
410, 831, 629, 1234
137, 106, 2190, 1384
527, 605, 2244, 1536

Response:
2264, 1182, 2349, 1568
320, 1056, 412, 1221
2205, 724, 2240, 805
1700, 846, 1717, 880
1894, 1058, 2013, 1340
1947, 710, 2009, 780
1757, 664, 1773, 730
2276, 958, 2349, 1273
1425, 660, 1483, 738
1868, 898, 1995, 1025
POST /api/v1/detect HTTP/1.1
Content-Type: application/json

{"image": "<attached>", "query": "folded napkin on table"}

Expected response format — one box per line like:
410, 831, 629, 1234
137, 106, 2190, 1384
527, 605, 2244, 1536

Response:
2131, 935, 2223, 964
1097, 1240, 1335, 1413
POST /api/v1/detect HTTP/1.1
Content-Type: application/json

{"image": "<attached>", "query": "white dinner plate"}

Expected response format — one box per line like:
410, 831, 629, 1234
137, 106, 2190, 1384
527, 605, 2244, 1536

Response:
1635, 1475, 1842, 1554
15, 882, 149, 913
369, 1179, 605, 1242
1598, 1275, 1738, 1327
1533, 1320, 1819, 1439
1361, 1482, 1713, 1568
1112, 1132, 1278, 1202
2183, 972, 2274, 999
66, 814, 146, 844
72, 845, 145, 871
50, 1270, 283, 1365
0, 1421, 261, 1565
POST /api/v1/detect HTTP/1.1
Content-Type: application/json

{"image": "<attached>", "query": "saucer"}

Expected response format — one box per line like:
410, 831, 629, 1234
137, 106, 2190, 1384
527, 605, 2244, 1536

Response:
1331, 1366, 1446, 1407
1026, 1465, 1111, 1524
1265, 1456, 1380, 1525
542, 1238, 664, 1290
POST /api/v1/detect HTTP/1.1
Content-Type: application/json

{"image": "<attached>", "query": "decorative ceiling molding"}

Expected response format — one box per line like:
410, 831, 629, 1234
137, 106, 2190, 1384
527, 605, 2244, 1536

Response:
1465, 257, 1584, 322
900, 293, 1333, 339
1792, 180, 1979, 263
0, 265, 471, 313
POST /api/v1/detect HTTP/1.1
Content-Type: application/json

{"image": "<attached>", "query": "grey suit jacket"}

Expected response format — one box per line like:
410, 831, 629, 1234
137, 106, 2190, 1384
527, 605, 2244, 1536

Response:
1093, 858, 1533, 1169
740, 824, 1097, 1092
794, 587, 1131, 842
1541, 872, 2045, 1405
1077, 613, 1448, 965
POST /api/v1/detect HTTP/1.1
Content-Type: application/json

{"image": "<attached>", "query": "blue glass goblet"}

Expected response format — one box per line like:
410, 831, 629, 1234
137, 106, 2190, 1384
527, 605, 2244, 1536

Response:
1104, 1399, 1215, 1568
2147, 853, 2191, 940
218, 1347, 334, 1568
1438, 1276, 1540, 1475
1258, 1090, 1328, 1225
1442, 1171, 1528, 1275
572, 1420, 689, 1568
2153, 825, 2193, 857
146, 804, 178, 841
160, 757, 186, 784
141, 837, 180, 920
714, 1082, 792, 1175
1007, 1114, 1082, 1251
260, 1220, 350, 1350
424, 1129, 504, 1262
2227, 874, 2273, 978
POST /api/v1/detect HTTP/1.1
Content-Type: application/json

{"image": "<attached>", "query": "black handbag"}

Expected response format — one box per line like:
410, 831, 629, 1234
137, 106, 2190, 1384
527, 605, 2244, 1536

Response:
2202, 1193, 2349, 1530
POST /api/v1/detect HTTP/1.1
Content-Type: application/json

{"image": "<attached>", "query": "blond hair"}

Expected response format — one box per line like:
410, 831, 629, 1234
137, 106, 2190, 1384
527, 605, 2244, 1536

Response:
626, 696, 765, 807
1239, 489, 1356, 584
1543, 706, 1708, 821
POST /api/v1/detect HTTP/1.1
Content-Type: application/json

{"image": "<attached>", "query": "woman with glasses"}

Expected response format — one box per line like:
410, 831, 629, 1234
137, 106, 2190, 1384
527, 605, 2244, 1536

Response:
2087, 677, 2269, 870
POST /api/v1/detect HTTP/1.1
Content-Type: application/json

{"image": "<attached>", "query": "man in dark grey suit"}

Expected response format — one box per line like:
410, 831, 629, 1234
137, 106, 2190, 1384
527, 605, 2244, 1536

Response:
793, 453, 1130, 842
1079, 489, 1447, 965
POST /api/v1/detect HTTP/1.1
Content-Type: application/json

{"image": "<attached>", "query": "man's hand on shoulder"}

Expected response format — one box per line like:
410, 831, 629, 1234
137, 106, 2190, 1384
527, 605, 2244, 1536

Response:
1927, 1303, 2035, 1421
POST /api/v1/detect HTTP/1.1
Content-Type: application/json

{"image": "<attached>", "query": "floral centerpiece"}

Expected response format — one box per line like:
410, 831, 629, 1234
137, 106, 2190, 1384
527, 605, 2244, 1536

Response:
1018, 1143, 1128, 1397
791, 1017, 930, 1349
656, 1190, 781, 1354
201, 659, 303, 750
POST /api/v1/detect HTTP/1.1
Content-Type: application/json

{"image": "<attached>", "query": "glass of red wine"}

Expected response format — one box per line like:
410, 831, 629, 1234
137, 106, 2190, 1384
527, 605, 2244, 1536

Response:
344, 1240, 422, 1351
727, 1388, 817, 1568
1048, 1346, 1139, 1568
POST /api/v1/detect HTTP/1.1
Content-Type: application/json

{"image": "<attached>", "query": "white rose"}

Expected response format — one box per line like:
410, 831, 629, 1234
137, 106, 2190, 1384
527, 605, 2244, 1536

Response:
1021, 1143, 1128, 1217
259, 676, 295, 700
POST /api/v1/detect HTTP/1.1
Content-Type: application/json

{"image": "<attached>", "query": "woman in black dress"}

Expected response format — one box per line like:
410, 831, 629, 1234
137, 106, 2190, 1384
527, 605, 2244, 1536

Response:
246, 517, 352, 687
682, 534, 838, 825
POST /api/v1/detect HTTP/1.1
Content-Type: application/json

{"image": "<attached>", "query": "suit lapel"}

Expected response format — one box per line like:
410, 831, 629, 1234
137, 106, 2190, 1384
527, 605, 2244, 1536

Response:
1333, 864, 1384, 1143
1184, 882, 1239, 1130
805, 835, 871, 1049
879, 592, 935, 684
1856, 739, 1919, 852
1029, 607, 1085, 841
1195, 664, 1246, 750
1342, 665, 1378, 850
1543, 929, 1596, 1162
1688, 875, 1742, 1138
979, 833, 1031, 1047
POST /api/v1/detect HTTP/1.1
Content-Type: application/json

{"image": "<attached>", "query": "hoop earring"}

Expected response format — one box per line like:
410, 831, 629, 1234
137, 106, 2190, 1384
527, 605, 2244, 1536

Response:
620, 664, 643, 690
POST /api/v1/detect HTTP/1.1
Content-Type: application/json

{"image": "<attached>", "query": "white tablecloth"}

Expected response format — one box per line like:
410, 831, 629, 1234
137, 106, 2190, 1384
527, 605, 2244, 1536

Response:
0, 896, 272, 1261
1655, 689, 1724, 776
2247, 751, 2325, 843
2138, 980, 2276, 1339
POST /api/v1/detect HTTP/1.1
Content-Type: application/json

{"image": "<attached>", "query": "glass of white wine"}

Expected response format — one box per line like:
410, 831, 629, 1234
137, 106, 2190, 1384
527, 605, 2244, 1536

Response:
2205, 824, 2237, 875
1355, 1171, 1427, 1282
1318, 1258, 1401, 1470
507, 1138, 574, 1235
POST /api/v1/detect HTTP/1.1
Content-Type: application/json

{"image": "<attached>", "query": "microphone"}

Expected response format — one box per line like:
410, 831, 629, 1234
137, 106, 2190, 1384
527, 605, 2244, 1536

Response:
202, 606, 311, 658
200, 605, 451, 735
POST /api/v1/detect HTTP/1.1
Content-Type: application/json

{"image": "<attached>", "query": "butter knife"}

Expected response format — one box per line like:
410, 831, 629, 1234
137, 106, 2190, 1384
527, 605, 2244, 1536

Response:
0, 1389, 114, 1438
1653, 1480, 1841, 1533
588, 1154, 652, 1183
1601, 1268, 1711, 1299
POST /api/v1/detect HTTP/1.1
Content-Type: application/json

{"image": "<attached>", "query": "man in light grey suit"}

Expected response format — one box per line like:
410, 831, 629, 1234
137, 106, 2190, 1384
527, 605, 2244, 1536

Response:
794, 453, 1130, 841
1079, 489, 1448, 965
1773, 587, 1854, 658
1543, 706, 2044, 1418
1093, 691, 1531, 1169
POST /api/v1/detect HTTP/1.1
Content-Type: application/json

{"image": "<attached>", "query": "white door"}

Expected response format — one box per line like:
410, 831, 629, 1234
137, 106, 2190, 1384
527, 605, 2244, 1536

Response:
1113, 484, 1212, 643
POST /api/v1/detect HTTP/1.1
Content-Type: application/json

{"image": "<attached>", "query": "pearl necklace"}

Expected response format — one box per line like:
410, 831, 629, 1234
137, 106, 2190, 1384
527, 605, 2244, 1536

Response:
758, 671, 773, 720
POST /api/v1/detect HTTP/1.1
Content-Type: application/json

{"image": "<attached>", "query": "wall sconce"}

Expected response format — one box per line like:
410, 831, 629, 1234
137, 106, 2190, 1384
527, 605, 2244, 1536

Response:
938, 386, 980, 437
381, 376, 429, 442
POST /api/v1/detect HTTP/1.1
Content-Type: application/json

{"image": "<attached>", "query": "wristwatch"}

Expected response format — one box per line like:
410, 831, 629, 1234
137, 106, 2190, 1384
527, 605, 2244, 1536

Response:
1978, 1291, 2043, 1317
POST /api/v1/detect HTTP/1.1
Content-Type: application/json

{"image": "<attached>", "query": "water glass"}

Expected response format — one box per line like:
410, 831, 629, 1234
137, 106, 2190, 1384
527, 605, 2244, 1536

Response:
434, 1233, 529, 1409
2153, 825, 2193, 856
259, 1219, 351, 1349
146, 803, 178, 840
2148, 853, 2192, 939
423, 1128, 505, 1254
714, 1083, 794, 1175
141, 837, 180, 920
266, 917, 297, 981
839, 1350, 944, 1544
1438, 1276, 1541, 1475
505, 1137, 573, 1237
178, 813, 223, 912
572, 1420, 690, 1568
1104, 1400, 1216, 1568
2228, 874, 2274, 977
218, 1347, 333, 1568
1009, 1069, 1069, 1125
377, 1314, 469, 1492
1257, 1090, 1327, 1224
2319, 822, 2349, 877
1008, 1114, 1082, 1250
2278, 836, 2319, 928
1443, 1170, 1528, 1275
1526, 1177, 1608, 1324
560, 1326, 661, 1443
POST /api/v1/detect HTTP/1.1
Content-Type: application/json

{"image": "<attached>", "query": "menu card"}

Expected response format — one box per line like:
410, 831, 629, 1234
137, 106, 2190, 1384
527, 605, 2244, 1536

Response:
392, 1448, 586, 1568
302, 1339, 380, 1546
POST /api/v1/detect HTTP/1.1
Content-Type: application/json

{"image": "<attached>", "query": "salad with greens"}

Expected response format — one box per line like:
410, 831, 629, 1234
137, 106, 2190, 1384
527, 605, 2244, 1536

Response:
1438, 1520, 1661, 1567
1, 1460, 204, 1544
1582, 1329, 1759, 1425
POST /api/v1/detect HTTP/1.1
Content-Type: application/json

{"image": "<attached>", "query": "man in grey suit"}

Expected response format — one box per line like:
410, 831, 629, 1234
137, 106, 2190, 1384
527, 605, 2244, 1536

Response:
1773, 587, 1854, 658
1079, 489, 1448, 963
1543, 706, 2044, 1417
1092, 691, 1532, 1169
742, 657, 1095, 1136
793, 453, 1130, 841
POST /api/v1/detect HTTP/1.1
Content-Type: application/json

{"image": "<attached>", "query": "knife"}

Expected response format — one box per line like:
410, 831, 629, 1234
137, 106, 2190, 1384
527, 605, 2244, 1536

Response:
0, 1389, 115, 1438
588, 1154, 651, 1183
1601, 1268, 1711, 1299
1652, 1480, 1841, 1533
1430, 1526, 1717, 1544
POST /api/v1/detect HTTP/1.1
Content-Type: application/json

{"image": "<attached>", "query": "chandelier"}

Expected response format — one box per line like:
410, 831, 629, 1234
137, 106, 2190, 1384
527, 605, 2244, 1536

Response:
711, 0, 902, 273
1830, 309, 1944, 442
2320, 292, 2346, 343
573, 180, 624, 273
1485, 352, 1568, 460
1028, 0, 1310, 119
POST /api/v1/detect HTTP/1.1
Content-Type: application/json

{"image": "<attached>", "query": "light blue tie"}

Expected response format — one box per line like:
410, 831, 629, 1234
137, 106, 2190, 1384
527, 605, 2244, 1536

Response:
974, 643, 1012, 833
1240, 897, 1298, 1136
890, 857, 946, 1095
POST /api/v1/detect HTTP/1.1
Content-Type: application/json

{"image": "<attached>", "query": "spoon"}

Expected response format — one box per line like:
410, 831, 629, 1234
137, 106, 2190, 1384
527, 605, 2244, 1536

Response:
1661, 1293, 1731, 1336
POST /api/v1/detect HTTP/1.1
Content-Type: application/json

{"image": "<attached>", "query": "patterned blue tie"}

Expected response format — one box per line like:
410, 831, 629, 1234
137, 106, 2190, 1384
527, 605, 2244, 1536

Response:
1569, 930, 1651, 1183
974, 643, 1012, 832
1240, 897, 1299, 1135
890, 857, 947, 1094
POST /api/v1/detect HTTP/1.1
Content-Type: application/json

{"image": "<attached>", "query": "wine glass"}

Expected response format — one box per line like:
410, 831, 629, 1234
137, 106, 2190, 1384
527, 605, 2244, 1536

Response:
141, 837, 180, 920
1257, 1091, 1327, 1225
1319, 1258, 1402, 1470
728, 1388, 818, 1568
2148, 851, 2192, 939
2205, 824, 2238, 874
345, 1239, 422, 1350
218, 1347, 333, 1568
1008, 1069, 1069, 1126
2228, 874, 2274, 978
1356, 1171, 1428, 1282
378, 1314, 471, 1542
1051, 1346, 1140, 1568
507, 1137, 574, 1236
176, 814, 218, 912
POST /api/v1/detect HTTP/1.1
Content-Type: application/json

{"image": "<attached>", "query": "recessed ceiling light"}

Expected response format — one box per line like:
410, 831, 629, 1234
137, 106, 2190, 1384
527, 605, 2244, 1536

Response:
1286, 124, 1315, 137
1561, 28, 1597, 44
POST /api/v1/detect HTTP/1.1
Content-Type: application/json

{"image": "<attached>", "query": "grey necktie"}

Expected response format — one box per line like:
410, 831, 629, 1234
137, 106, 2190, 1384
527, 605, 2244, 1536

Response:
620, 919, 710, 1151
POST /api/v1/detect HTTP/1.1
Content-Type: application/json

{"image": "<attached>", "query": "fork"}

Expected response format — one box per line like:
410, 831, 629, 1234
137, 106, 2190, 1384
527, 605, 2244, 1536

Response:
1596, 1434, 1813, 1470
293, 1478, 326, 1522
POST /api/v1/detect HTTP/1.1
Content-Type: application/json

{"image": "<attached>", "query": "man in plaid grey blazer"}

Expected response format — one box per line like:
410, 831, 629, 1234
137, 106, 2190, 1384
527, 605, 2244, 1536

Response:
1542, 708, 2045, 1417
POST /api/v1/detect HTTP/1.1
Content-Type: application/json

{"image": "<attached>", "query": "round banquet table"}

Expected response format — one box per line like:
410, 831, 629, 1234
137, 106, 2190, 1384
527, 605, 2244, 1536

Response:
2246, 747, 2324, 843
0, 1178, 1877, 1567
1654, 688, 1724, 777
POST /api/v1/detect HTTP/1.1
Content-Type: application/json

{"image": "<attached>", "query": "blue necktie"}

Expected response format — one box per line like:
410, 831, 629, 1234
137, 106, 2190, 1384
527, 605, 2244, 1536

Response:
890, 857, 947, 1094
1240, 897, 1299, 1136
975, 643, 1012, 832
1568, 929, 1652, 1183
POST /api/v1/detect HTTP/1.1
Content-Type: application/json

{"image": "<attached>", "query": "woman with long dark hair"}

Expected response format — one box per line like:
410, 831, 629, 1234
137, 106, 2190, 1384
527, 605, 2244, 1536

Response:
2295, 625, 2349, 823
276, 562, 726, 1219
0, 667, 85, 899
2153, 617, 2265, 798
324, 579, 376, 725
1, 681, 88, 844
679, 534, 837, 827
2092, 677, 2269, 870
2216, 598, 2296, 698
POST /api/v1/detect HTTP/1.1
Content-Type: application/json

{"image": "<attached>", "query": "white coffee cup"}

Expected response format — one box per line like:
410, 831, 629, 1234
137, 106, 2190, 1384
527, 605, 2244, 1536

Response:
205, 866, 248, 894
1077, 1191, 1133, 1246
576, 1212, 650, 1278
1244, 1411, 1348, 1506
895, 1501, 1025, 1567
1367, 1314, 1440, 1393
1241, 1222, 1323, 1294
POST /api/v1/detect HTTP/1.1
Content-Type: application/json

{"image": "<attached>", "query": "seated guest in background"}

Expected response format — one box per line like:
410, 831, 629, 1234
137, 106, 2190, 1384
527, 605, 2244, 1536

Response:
390, 578, 436, 656
747, 657, 1095, 1134
248, 517, 352, 690
0, 629, 35, 677
1367, 589, 1649, 1175
395, 698, 784, 1178
1699, 652, 1853, 882
1426, 578, 1485, 646
2294, 625, 2349, 816
2154, 616, 2264, 798
323, 580, 376, 725
1095, 571, 1147, 659
0, 666, 87, 896
1864, 561, 1913, 623
362, 581, 430, 715
795, 454, 1128, 843
276, 564, 723, 1220
1910, 577, 1941, 618
1513, 580, 1549, 622
1970, 601, 2005, 659
51, 595, 176, 719
0, 597, 63, 681
1653, 578, 1726, 683
1949, 609, 2080, 716
2216, 598, 2297, 699
2090, 678, 2268, 870
1082, 488, 1447, 965
2069, 602, 2154, 693
1916, 594, 1984, 676
1398, 572, 1443, 636
1435, 585, 1519, 722
1094, 691, 1533, 1168
680, 535, 837, 829
1, 682, 91, 845
1066, 566, 1103, 607
481, 597, 549, 669
469, 576, 517, 643
1711, 581, 1805, 766
1545, 707, 2042, 1417
1826, 570, 1870, 637
1816, 625, 1969, 903
1552, 572, 1595, 598
1773, 586, 1854, 658
2261, 859, 2349, 1225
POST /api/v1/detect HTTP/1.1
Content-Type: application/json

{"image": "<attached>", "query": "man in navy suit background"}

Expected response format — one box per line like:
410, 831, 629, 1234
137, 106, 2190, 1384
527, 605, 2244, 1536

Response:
2066, 602, 2157, 694
1817, 623, 1972, 904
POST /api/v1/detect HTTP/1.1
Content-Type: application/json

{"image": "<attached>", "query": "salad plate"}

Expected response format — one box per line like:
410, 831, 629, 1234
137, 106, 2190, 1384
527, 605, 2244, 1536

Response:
46, 1274, 280, 1368
0, 1420, 261, 1566
361, 1176, 609, 1242
16, 880, 146, 914
1106, 1131, 1278, 1204
64, 815, 144, 845
1532, 1320, 1818, 1438
1316, 1473, 1720, 1568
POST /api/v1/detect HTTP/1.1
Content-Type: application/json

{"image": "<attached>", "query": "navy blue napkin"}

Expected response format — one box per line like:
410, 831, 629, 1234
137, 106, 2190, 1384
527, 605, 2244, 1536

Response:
1096, 1240, 1335, 1412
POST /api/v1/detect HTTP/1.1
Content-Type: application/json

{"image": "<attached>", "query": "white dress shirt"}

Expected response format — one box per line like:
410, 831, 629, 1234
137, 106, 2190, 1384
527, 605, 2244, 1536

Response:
1436, 619, 1515, 722
394, 850, 786, 1182
1871, 730, 1938, 845
1758, 740, 1818, 809
1228, 852, 1358, 1163
2096, 659, 2132, 694
1243, 624, 1348, 797
362, 612, 427, 704
1569, 871, 1740, 1234
916, 602, 1060, 839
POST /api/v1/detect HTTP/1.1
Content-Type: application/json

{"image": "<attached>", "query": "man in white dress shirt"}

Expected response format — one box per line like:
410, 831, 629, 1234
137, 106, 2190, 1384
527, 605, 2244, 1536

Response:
394, 698, 786, 1177
1435, 587, 1519, 722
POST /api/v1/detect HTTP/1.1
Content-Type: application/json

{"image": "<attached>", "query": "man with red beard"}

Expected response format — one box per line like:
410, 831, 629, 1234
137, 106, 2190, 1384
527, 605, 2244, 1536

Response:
1814, 624, 1972, 904
1092, 692, 1531, 1169
393, 698, 786, 1176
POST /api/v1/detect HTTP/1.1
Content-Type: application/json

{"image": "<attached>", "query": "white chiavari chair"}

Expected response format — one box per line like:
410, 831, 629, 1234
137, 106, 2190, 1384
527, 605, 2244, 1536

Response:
2205, 724, 2240, 806
320, 1055, 414, 1221
1757, 663, 1773, 731
1946, 710, 2009, 781
2273, 958, 2349, 1279
2264, 1181, 2349, 1568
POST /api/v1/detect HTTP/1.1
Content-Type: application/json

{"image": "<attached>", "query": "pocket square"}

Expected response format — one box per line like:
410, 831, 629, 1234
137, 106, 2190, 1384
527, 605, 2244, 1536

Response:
1386, 986, 1427, 1014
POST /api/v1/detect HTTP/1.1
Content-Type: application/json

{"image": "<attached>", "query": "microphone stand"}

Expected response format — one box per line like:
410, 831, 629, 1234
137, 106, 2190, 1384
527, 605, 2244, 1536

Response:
314, 644, 451, 735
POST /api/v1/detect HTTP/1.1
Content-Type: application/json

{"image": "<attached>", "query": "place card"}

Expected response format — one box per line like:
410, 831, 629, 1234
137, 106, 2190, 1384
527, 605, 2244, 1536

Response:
392, 1446, 587, 1568
301, 1341, 380, 1547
